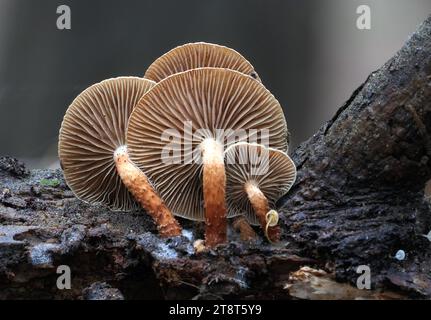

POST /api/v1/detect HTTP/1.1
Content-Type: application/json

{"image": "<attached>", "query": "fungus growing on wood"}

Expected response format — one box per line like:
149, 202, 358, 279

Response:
58, 77, 182, 237
127, 68, 288, 247
144, 42, 261, 82
224, 142, 296, 242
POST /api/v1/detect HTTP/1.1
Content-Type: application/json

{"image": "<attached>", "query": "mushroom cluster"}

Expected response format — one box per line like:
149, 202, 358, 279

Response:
58, 42, 296, 248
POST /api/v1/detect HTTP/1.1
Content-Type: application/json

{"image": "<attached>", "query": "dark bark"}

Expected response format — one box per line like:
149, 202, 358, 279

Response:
0, 160, 317, 299
2, 16, 431, 300
279, 15, 431, 295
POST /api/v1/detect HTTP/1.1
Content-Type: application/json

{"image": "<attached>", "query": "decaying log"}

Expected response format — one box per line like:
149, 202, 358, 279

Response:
0, 158, 317, 299
2, 16, 431, 300
280, 15, 431, 296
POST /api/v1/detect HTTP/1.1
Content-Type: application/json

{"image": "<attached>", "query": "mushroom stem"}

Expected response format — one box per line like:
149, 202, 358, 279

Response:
244, 182, 281, 242
201, 139, 227, 247
232, 216, 257, 241
114, 146, 182, 237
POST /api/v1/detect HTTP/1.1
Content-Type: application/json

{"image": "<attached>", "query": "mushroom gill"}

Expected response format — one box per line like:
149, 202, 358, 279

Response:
224, 142, 297, 242
127, 68, 288, 247
58, 77, 182, 237
144, 42, 261, 83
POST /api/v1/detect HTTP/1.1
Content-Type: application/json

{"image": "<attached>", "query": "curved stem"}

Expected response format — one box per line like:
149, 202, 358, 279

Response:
201, 139, 227, 247
244, 182, 280, 242
114, 146, 182, 237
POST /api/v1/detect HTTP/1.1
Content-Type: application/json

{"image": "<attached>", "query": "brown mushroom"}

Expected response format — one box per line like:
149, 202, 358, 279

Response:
58, 77, 182, 237
224, 142, 296, 242
127, 68, 288, 247
144, 42, 261, 82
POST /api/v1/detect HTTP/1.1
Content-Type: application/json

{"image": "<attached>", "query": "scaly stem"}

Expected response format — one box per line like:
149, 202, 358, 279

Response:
201, 139, 227, 247
114, 146, 182, 237
232, 216, 257, 242
244, 182, 281, 242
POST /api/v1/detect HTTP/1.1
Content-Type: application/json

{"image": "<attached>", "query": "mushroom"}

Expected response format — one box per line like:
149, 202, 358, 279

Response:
127, 68, 288, 247
144, 42, 261, 82
58, 77, 182, 237
224, 142, 296, 242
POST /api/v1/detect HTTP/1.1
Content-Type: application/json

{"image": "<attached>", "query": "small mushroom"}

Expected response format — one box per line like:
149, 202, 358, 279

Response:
224, 142, 296, 242
127, 68, 288, 247
59, 77, 182, 237
144, 42, 261, 82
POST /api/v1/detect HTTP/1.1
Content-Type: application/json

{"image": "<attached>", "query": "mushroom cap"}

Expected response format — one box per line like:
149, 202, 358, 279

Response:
58, 77, 156, 211
225, 142, 297, 225
144, 42, 261, 82
127, 67, 288, 221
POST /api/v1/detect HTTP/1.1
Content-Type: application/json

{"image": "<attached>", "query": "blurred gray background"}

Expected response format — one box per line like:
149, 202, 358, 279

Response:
0, 0, 430, 168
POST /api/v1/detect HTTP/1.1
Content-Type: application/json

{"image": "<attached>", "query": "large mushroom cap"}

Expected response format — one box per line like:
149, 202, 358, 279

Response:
127, 67, 288, 221
225, 142, 296, 225
144, 42, 261, 82
58, 77, 155, 211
